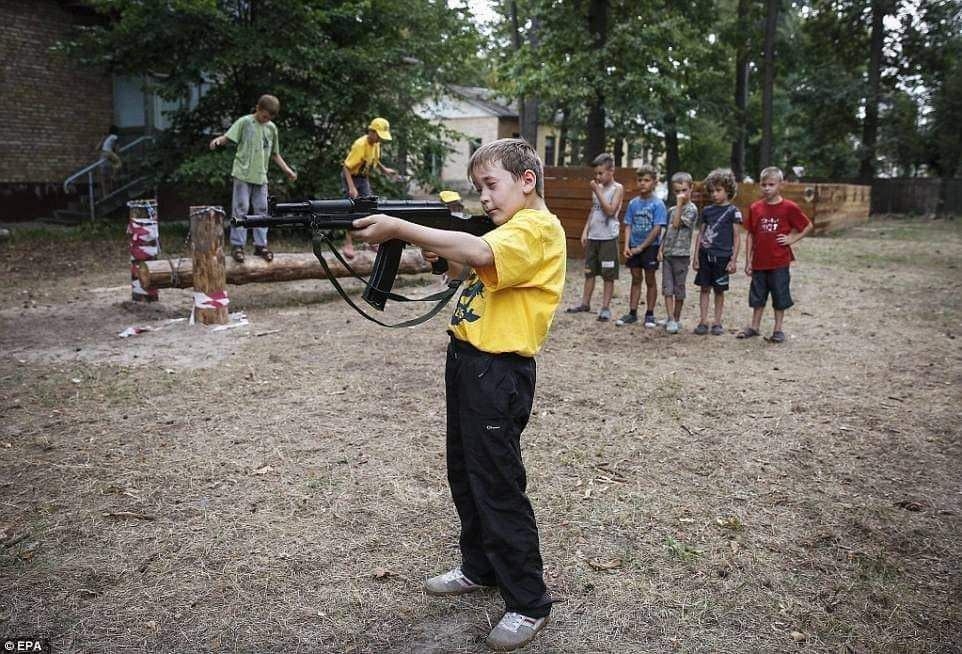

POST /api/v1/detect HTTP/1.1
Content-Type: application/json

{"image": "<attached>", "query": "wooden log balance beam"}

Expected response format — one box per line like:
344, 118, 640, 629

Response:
138, 249, 433, 290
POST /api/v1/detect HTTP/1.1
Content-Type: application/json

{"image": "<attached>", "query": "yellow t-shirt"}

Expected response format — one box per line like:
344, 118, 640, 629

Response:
448, 208, 567, 357
343, 135, 380, 176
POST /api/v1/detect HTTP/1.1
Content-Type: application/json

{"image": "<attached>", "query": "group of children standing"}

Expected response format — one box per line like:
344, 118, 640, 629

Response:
567, 155, 813, 342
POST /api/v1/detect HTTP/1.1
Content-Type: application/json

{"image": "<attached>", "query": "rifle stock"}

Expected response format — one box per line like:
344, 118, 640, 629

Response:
230, 196, 495, 311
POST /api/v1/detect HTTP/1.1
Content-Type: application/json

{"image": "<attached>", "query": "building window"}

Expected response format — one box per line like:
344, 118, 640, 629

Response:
469, 138, 482, 158
544, 135, 556, 167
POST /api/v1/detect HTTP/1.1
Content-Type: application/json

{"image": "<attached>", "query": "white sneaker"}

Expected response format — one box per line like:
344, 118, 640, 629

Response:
486, 612, 549, 651
666, 320, 679, 334
423, 567, 486, 596
656, 318, 669, 326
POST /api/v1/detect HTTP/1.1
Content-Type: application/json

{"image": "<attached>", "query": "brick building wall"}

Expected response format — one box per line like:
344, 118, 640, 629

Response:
0, 0, 112, 219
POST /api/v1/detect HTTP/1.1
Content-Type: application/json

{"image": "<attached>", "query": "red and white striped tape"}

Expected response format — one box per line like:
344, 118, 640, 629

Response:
193, 290, 230, 309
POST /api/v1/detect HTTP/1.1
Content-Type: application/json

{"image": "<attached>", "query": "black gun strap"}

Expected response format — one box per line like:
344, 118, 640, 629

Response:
314, 235, 455, 304
312, 235, 467, 328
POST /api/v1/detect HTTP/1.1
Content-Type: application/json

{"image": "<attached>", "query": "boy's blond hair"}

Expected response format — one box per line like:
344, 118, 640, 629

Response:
704, 168, 738, 199
635, 164, 659, 180
759, 166, 784, 182
591, 153, 615, 169
670, 171, 693, 186
256, 94, 281, 116
468, 138, 545, 198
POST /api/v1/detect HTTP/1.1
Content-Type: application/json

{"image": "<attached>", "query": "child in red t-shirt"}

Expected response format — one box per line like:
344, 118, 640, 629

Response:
737, 167, 813, 343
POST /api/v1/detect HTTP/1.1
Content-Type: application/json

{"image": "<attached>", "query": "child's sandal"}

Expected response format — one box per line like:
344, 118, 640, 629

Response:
564, 304, 591, 314
231, 246, 245, 263
254, 246, 274, 262
736, 327, 759, 339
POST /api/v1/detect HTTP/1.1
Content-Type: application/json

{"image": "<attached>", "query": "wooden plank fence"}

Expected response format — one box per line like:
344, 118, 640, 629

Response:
543, 166, 870, 259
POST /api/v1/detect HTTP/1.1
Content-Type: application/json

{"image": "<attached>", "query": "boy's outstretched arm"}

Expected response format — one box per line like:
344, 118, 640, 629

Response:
353, 214, 494, 268
272, 153, 297, 181
209, 134, 231, 149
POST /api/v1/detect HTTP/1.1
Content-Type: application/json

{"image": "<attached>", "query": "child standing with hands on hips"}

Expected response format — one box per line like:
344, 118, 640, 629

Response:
353, 138, 563, 652
692, 168, 741, 335
738, 166, 813, 342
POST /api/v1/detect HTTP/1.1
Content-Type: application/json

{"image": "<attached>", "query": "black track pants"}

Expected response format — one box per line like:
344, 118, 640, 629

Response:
444, 336, 552, 618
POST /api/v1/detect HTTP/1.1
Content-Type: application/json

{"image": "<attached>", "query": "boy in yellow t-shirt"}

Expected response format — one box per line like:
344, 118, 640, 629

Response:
353, 138, 564, 652
340, 117, 398, 259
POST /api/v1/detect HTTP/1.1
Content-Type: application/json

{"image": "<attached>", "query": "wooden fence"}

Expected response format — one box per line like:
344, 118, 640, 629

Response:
543, 166, 870, 258
871, 178, 962, 215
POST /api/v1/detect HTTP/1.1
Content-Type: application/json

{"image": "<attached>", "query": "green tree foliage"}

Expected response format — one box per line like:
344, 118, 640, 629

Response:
58, 0, 484, 199
901, 0, 962, 177
489, 0, 960, 181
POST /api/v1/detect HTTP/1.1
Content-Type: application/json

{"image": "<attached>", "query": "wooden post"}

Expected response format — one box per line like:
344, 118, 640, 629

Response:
189, 205, 229, 325
127, 199, 160, 302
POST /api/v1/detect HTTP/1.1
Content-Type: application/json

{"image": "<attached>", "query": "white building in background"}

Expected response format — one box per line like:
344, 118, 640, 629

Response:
415, 86, 521, 193
415, 85, 664, 195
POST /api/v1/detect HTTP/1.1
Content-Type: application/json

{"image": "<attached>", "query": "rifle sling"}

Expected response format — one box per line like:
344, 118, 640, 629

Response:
311, 234, 467, 328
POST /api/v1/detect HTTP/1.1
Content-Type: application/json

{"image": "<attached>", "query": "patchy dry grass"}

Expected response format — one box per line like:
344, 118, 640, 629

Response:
1, 216, 960, 653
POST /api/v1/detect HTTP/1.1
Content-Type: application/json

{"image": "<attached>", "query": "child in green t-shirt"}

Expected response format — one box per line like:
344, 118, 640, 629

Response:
209, 94, 297, 263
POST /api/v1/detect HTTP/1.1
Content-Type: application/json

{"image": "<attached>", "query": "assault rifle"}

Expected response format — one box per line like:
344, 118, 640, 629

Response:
231, 196, 495, 325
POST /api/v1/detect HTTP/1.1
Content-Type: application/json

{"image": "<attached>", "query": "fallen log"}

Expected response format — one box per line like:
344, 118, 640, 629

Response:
138, 249, 432, 290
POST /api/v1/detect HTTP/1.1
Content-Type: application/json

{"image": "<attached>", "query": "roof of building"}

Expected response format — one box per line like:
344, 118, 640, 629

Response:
446, 85, 517, 118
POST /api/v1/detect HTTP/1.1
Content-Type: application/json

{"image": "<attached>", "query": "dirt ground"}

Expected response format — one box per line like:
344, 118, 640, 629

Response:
1, 217, 960, 653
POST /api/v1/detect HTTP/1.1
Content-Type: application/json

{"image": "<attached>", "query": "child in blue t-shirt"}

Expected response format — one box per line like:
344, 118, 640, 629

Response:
692, 168, 742, 335
616, 165, 668, 327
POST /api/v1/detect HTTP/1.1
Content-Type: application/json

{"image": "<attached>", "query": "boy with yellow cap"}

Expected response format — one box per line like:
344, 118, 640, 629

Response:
340, 117, 399, 259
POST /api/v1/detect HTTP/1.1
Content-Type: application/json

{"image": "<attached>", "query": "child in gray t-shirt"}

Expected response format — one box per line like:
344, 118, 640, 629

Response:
658, 172, 698, 334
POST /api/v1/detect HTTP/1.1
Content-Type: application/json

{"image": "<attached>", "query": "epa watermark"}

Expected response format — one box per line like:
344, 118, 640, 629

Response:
2, 639, 51, 653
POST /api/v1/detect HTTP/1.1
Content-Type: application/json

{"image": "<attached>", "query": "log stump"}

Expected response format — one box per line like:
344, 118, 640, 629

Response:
189, 205, 229, 325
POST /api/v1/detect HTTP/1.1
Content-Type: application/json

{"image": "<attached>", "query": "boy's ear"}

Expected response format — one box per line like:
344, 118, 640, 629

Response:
520, 169, 538, 193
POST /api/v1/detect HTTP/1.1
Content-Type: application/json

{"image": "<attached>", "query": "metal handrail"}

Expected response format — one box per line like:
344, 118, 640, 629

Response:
62, 135, 154, 221
62, 135, 154, 193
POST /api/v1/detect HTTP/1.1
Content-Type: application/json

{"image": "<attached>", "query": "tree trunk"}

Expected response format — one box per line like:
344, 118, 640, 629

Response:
139, 249, 432, 290
613, 135, 624, 168
730, 0, 751, 179
585, 0, 608, 162
558, 106, 569, 166
664, 113, 680, 190
190, 206, 229, 325
520, 17, 541, 145
509, 1, 538, 145
859, 0, 886, 182
760, 0, 779, 169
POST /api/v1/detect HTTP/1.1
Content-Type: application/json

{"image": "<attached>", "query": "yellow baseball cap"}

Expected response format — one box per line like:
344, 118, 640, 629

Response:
439, 190, 462, 203
368, 117, 392, 141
